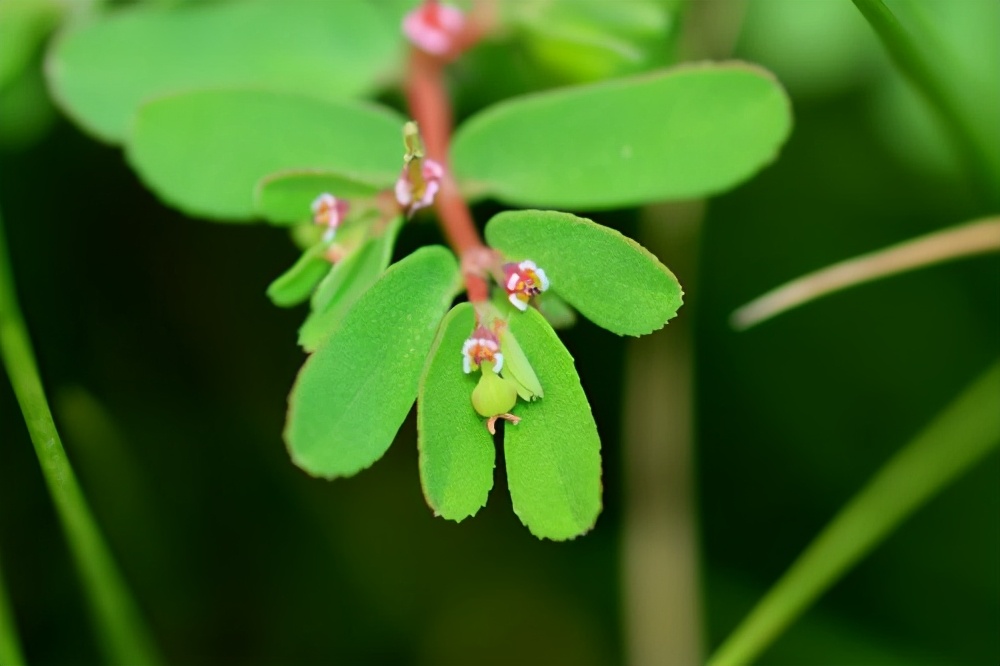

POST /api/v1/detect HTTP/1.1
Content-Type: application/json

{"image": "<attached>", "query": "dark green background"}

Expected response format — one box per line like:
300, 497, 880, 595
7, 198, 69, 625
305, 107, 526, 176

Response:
1, 0, 997, 663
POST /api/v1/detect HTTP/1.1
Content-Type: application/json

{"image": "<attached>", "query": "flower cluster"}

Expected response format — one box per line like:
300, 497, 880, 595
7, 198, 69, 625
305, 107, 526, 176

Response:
395, 121, 443, 217
311, 193, 350, 243
503, 260, 550, 311
461, 326, 503, 374
395, 156, 443, 217
402, 0, 466, 56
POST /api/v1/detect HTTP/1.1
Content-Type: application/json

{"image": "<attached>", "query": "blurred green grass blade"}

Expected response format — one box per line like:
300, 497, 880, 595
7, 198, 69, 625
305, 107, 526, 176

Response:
46, 0, 401, 142
852, 0, 1000, 204
707, 360, 1000, 666
731, 217, 1000, 330
486, 210, 682, 336
417, 303, 495, 522
451, 63, 791, 209
0, 548, 25, 666
0, 209, 162, 665
126, 89, 404, 221
504, 308, 602, 540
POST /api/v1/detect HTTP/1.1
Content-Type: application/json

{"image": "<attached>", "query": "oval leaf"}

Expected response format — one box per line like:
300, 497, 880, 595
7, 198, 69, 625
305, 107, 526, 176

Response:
417, 303, 495, 521
266, 244, 330, 308
254, 170, 383, 226
504, 308, 602, 540
285, 245, 459, 479
298, 217, 403, 352
126, 89, 404, 221
451, 62, 791, 209
486, 210, 682, 335
46, 0, 401, 142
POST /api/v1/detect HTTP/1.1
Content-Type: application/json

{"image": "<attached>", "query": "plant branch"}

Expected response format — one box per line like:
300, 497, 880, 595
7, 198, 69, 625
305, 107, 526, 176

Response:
707, 360, 1000, 666
731, 217, 1000, 330
0, 208, 163, 666
404, 45, 490, 303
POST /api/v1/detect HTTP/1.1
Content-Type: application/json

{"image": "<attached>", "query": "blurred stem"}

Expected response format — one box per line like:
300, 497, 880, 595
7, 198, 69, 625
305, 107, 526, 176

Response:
852, 0, 1000, 204
0, 209, 162, 666
0, 548, 25, 666
707, 360, 1000, 666
731, 217, 1000, 330
622, 203, 704, 666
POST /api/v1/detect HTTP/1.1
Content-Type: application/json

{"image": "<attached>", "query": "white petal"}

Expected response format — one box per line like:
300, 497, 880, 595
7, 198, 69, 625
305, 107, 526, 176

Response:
509, 293, 527, 311
395, 174, 412, 207
493, 353, 504, 374
506, 273, 520, 291
462, 355, 471, 374
535, 268, 549, 291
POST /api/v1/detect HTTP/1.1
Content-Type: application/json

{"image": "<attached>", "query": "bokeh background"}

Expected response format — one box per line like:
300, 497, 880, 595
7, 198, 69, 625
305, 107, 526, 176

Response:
1, 0, 997, 664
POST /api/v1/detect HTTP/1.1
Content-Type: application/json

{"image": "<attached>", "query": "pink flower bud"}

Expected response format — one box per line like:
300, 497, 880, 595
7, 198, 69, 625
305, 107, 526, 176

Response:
311, 193, 349, 242
395, 157, 444, 217
403, 1, 466, 56
461, 326, 504, 374
502, 260, 550, 311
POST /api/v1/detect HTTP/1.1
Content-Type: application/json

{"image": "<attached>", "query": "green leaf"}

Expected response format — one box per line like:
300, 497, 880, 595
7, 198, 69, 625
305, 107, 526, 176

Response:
254, 170, 383, 226
298, 217, 403, 352
417, 303, 495, 521
285, 246, 459, 479
126, 89, 404, 221
498, 324, 543, 400
486, 210, 682, 336
266, 244, 330, 308
504, 308, 602, 540
451, 63, 792, 209
46, 0, 402, 142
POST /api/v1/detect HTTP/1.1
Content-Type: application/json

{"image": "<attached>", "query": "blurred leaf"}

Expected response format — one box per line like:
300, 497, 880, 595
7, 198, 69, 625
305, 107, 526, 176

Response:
46, 0, 402, 142
0, 0, 61, 91
451, 63, 791, 209
0, 61, 57, 150
738, 0, 879, 98
708, 360, 1000, 666
852, 0, 1000, 203
505, 308, 602, 540
536, 291, 577, 329
486, 210, 682, 336
298, 217, 403, 352
126, 89, 404, 220
254, 170, 383, 226
417, 303, 495, 522
286, 246, 459, 478
508, 0, 673, 82
266, 244, 330, 308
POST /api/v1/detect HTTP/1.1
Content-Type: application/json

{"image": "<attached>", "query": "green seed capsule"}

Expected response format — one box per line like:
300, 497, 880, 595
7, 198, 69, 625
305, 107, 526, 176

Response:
471, 363, 517, 417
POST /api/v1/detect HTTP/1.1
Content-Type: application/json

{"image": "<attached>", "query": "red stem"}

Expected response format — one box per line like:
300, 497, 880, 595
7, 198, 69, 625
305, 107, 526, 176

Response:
404, 46, 490, 303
